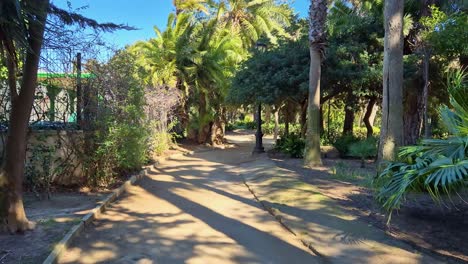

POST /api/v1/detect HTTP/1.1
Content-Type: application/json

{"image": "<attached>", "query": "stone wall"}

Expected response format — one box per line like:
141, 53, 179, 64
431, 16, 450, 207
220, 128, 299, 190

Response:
0, 130, 85, 186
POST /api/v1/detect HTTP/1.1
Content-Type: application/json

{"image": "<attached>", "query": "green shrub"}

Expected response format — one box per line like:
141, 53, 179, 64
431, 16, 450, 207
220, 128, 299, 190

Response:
275, 133, 305, 158
225, 122, 235, 131
348, 137, 378, 167
149, 131, 172, 156
262, 122, 301, 135
229, 119, 256, 130
332, 134, 360, 157
85, 50, 149, 186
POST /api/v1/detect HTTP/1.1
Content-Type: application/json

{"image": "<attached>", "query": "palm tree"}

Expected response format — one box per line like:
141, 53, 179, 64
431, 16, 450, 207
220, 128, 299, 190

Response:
187, 8, 245, 143
132, 12, 193, 90
173, 0, 209, 15
219, 0, 292, 47
304, 0, 327, 167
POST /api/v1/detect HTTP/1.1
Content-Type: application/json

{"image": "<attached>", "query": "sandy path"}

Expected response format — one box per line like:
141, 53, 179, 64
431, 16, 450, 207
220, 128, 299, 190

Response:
58, 133, 318, 264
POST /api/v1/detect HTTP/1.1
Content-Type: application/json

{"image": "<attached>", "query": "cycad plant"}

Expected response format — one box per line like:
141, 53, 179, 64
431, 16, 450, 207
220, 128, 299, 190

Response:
374, 68, 468, 216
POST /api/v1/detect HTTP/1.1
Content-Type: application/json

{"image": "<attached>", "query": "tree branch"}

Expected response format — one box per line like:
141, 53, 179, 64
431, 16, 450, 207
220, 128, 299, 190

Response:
48, 4, 136, 32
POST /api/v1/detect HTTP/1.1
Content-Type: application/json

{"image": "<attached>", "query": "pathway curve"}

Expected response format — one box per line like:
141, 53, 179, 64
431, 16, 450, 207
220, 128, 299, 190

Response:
58, 132, 319, 264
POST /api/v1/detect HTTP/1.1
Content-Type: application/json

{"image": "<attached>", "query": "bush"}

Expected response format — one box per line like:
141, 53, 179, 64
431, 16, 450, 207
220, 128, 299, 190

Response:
228, 120, 256, 130
348, 137, 378, 158
275, 133, 305, 158
332, 134, 360, 157
262, 122, 301, 135
85, 50, 149, 186
348, 137, 378, 167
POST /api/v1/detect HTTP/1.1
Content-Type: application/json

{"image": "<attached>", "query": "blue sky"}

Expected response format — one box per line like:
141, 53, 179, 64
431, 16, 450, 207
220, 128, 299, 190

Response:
53, 0, 310, 49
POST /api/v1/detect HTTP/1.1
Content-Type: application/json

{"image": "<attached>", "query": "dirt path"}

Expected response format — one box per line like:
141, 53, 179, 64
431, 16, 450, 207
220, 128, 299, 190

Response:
58, 132, 319, 263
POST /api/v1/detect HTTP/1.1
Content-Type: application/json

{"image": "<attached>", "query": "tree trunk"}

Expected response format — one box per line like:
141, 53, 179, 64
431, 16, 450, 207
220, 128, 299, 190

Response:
304, 47, 323, 166
378, 0, 404, 162
343, 108, 354, 136
0, 0, 49, 233
197, 91, 210, 144
363, 97, 377, 138
422, 49, 431, 139
368, 102, 378, 127
273, 109, 279, 141
403, 81, 424, 145
420, 1, 433, 139
209, 107, 226, 145
304, 0, 327, 167
342, 93, 355, 135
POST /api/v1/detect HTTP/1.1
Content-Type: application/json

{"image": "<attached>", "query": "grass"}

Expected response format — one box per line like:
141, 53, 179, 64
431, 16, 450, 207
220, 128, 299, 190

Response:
330, 161, 373, 187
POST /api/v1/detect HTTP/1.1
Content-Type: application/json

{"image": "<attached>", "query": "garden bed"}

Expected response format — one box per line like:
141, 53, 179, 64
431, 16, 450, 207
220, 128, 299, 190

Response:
268, 154, 468, 263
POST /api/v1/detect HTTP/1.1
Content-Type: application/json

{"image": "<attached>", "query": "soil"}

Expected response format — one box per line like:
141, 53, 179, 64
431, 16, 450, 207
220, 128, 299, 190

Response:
0, 192, 108, 264
268, 151, 468, 263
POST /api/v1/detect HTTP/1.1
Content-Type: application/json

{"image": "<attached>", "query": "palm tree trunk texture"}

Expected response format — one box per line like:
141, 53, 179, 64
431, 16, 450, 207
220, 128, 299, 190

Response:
0, 0, 50, 232
378, 0, 404, 162
304, 0, 327, 167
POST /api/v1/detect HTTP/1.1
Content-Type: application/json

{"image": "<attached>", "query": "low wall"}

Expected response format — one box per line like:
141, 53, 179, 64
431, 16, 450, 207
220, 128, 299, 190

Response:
0, 130, 85, 187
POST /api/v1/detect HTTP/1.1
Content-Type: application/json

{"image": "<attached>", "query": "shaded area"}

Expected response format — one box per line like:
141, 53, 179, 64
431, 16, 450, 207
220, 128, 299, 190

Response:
270, 156, 468, 263
0, 192, 107, 264
58, 133, 317, 263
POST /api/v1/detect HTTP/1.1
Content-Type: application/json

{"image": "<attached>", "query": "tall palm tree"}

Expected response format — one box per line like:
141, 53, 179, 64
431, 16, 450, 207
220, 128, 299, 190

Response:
304, 0, 327, 167
186, 8, 245, 143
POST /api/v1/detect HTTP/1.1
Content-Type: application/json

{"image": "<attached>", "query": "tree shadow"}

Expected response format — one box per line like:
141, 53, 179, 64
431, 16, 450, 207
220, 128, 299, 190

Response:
60, 145, 319, 263
263, 157, 467, 263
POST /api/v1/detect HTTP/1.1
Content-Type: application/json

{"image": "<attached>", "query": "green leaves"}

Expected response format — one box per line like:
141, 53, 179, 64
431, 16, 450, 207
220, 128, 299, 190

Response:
375, 69, 468, 215
229, 29, 309, 106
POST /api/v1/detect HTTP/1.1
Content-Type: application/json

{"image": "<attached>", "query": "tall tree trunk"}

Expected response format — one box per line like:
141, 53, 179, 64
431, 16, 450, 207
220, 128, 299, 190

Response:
0, 0, 50, 232
363, 97, 377, 138
305, 0, 327, 167
209, 107, 226, 145
404, 81, 424, 145
304, 48, 323, 166
378, 0, 404, 162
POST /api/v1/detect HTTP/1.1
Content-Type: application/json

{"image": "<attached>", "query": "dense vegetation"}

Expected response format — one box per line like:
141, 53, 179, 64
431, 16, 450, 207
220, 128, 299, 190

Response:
0, 0, 466, 232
